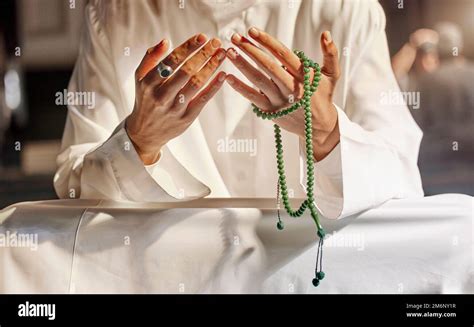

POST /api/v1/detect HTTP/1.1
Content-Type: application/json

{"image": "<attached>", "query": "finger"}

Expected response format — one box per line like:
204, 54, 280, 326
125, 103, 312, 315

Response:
158, 38, 222, 100
173, 48, 226, 111
226, 47, 284, 106
183, 71, 227, 122
135, 39, 170, 81
225, 74, 272, 111
231, 33, 295, 96
320, 31, 341, 83
142, 33, 208, 85
247, 27, 303, 79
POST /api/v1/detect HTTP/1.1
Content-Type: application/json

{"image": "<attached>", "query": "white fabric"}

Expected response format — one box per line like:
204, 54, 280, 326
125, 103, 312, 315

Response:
54, 0, 424, 220
0, 194, 471, 293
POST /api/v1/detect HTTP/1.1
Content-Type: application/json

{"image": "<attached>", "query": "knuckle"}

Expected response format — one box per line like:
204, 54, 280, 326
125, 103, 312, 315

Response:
174, 68, 191, 83
200, 94, 210, 103
166, 52, 180, 66
267, 61, 280, 73
208, 56, 220, 69
188, 47, 212, 68
235, 59, 246, 69
185, 38, 198, 51
329, 45, 339, 57
189, 76, 203, 90
254, 76, 267, 86
183, 41, 193, 54
326, 51, 336, 58
180, 63, 194, 77
193, 49, 208, 64
168, 105, 184, 117
278, 47, 290, 58
234, 84, 244, 93
201, 44, 215, 57
250, 93, 260, 102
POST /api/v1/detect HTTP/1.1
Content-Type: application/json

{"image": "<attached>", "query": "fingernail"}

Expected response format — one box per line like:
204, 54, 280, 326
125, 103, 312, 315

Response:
147, 39, 164, 54
196, 33, 207, 44
231, 33, 242, 43
217, 49, 225, 60
240, 35, 251, 44
323, 31, 332, 43
211, 38, 221, 48
218, 72, 226, 82
249, 27, 259, 38
227, 48, 237, 60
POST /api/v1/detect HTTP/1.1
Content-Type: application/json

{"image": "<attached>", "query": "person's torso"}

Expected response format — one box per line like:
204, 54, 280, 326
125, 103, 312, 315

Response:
94, 0, 362, 197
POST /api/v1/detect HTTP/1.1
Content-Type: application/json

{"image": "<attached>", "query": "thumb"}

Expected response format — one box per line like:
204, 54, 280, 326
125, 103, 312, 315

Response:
320, 31, 340, 84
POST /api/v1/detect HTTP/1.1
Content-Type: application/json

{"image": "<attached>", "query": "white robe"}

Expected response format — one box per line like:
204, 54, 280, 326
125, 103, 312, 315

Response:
54, 0, 424, 219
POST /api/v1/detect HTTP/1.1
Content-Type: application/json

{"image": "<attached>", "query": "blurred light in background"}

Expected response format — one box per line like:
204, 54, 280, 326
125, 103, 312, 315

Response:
4, 69, 21, 110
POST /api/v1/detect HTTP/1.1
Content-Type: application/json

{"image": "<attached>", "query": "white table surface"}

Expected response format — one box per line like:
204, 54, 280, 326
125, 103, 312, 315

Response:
0, 194, 472, 293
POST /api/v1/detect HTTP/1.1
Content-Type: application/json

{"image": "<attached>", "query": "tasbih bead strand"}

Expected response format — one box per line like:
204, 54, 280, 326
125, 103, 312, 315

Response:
276, 180, 284, 230
268, 51, 323, 229
275, 125, 307, 217
252, 50, 326, 287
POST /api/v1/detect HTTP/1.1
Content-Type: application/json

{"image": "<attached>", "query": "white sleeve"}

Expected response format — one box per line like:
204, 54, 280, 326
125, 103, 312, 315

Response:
301, 1, 424, 219
54, 2, 209, 201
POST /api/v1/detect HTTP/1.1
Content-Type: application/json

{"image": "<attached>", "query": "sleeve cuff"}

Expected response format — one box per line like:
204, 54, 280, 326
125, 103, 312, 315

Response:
89, 120, 210, 201
144, 151, 164, 172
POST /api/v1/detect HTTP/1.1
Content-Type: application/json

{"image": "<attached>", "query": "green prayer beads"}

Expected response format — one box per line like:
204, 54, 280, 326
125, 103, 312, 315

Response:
251, 50, 326, 287
252, 52, 321, 121
252, 50, 324, 232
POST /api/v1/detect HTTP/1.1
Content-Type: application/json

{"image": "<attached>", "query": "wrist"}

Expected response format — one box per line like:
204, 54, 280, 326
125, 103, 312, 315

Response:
313, 118, 339, 148
125, 115, 164, 165
137, 150, 162, 166
311, 124, 339, 161
307, 103, 340, 161
311, 102, 338, 141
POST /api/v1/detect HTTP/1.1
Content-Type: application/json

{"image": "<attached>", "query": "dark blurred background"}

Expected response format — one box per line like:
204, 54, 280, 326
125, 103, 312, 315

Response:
0, 0, 472, 208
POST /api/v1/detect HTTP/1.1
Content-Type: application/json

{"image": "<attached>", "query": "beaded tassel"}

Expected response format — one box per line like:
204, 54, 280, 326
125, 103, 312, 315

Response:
252, 50, 326, 287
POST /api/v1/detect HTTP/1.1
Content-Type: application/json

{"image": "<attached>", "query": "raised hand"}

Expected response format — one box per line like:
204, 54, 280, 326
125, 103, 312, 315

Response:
126, 34, 226, 164
225, 27, 341, 160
